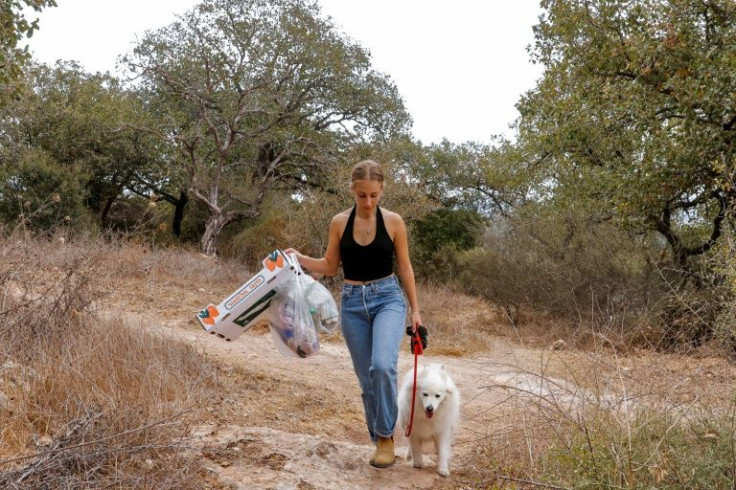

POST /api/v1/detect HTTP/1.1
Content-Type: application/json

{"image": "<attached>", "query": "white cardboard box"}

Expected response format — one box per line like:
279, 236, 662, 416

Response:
196, 249, 299, 341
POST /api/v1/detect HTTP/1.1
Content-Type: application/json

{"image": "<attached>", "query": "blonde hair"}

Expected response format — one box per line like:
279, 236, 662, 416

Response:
351, 160, 384, 185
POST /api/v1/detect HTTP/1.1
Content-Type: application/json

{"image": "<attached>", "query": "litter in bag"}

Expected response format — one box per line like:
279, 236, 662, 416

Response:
267, 266, 320, 358
302, 274, 339, 334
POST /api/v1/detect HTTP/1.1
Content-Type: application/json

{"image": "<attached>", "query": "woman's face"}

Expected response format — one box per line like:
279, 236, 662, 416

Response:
352, 179, 383, 213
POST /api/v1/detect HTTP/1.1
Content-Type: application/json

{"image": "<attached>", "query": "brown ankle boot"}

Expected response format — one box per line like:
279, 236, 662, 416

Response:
370, 436, 395, 468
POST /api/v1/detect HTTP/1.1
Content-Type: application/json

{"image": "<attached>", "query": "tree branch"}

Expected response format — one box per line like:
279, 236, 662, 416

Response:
0, 411, 189, 467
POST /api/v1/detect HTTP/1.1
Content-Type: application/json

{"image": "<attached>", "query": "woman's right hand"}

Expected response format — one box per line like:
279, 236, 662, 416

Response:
284, 248, 301, 263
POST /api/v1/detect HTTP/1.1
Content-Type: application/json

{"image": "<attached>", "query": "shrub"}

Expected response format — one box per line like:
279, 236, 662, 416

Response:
539, 407, 736, 489
455, 205, 661, 339
412, 208, 484, 279
0, 148, 89, 231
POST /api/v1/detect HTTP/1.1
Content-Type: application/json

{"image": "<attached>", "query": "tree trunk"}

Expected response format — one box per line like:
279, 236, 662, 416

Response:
172, 190, 188, 237
100, 197, 115, 227
200, 214, 228, 257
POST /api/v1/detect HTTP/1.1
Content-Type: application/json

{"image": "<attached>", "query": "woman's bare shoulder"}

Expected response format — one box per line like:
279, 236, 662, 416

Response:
330, 209, 352, 227
380, 207, 405, 224
380, 208, 407, 240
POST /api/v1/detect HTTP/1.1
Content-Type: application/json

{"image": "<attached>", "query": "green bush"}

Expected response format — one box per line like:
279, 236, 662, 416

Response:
224, 207, 291, 265
412, 207, 484, 278
0, 148, 89, 230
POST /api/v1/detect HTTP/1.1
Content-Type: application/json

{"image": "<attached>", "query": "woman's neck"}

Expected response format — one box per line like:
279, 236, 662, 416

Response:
355, 207, 377, 220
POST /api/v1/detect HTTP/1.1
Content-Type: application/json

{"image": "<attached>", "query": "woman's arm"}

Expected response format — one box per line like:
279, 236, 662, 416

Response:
285, 214, 343, 276
391, 213, 423, 330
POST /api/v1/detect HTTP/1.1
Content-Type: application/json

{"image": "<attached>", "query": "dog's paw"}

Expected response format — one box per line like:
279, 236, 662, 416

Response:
412, 461, 423, 469
438, 467, 450, 477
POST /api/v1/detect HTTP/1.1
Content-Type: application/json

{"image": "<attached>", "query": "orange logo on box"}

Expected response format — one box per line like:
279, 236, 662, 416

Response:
225, 275, 265, 310
263, 252, 284, 271
198, 304, 219, 325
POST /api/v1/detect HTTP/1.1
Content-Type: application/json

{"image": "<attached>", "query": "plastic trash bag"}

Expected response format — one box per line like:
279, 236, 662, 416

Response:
302, 274, 339, 334
267, 268, 320, 359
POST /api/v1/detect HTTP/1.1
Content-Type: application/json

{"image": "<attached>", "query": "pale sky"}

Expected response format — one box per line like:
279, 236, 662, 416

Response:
26, 0, 544, 145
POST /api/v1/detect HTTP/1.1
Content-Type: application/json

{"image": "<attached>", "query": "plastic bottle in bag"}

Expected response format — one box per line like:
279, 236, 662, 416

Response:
267, 272, 320, 358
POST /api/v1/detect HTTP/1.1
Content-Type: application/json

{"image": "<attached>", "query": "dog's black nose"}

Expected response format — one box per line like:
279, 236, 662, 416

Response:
426, 406, 433, 412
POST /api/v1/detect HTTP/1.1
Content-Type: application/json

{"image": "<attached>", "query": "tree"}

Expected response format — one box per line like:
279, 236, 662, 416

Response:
517, 0, 736, 271
404, 138, 536, 218
125, 0, 410, 256
0, 0, 56, 101
2, 62, 162, 228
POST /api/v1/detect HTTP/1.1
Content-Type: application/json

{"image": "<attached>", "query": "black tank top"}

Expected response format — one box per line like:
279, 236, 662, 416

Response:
340, 206, 394, 282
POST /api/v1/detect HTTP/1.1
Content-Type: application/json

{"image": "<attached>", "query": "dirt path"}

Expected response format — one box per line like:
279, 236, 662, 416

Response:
106, 294, 736, 490
137, 311, 548, 490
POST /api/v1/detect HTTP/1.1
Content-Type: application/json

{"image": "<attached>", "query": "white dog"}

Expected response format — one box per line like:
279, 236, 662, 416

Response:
397, 362, 460, 477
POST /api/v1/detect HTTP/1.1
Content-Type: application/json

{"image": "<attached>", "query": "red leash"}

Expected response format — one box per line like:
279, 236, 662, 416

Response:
404, 327, 424, 437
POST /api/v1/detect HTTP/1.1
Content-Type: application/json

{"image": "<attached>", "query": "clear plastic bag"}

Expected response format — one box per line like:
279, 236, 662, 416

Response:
302, 274, 339, 334
267, 264, 320, 358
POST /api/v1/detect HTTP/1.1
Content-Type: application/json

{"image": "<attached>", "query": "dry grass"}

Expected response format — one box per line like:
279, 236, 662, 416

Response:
0, 233, 225, 488
449, 343, 736, 489
416, 281, 502, 356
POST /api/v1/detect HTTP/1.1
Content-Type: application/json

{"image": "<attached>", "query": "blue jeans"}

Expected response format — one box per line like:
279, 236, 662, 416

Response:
340, 275, 407, 442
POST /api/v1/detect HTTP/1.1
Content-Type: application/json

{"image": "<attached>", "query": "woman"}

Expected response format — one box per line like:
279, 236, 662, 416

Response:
286, 159, 422, 468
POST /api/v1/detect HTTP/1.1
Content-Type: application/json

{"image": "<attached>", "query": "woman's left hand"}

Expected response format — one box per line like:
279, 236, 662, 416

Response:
411, 311, 423, 331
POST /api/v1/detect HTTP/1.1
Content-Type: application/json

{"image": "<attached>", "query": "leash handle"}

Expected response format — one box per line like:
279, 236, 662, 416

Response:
410, 328, 424, 355
406, 324, 428, 355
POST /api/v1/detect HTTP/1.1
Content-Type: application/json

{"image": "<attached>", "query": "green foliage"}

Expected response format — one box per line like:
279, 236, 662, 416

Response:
0, 148, 88, 230
412, 208, 484, 278
692, 231, 736, 356
518, 0, 736, 270
414, 208, 483, 251
2, 63, 161, 227
177, 199, 210, 245
403, 138, 534, 217
0, 0, 56, 101
221, 197, 293, 265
